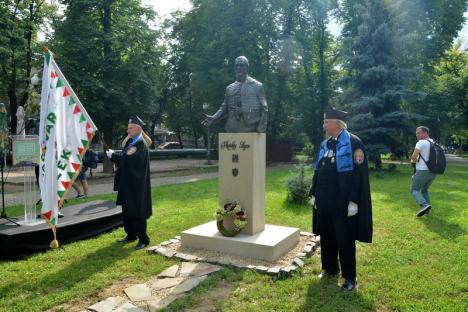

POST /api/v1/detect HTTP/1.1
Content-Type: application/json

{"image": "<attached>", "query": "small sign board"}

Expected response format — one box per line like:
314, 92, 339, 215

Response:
12, 135, 39, 166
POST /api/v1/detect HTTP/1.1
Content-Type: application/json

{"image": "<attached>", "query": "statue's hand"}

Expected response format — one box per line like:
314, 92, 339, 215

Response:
202, 114, 213, 127
256, 123, 267, 133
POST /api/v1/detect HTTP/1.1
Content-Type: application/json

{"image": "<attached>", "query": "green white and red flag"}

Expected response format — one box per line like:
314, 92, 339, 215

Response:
38, 50, 97, 235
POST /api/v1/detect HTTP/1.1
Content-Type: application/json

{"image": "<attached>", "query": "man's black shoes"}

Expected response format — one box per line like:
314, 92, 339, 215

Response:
117, 237, 136, 243
318, 270, 338, 279
134, 242, 149, 250
417, 204, 432, 217
341, 278, 357, 291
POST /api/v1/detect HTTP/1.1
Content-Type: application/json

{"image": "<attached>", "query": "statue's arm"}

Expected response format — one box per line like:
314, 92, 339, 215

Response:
256, 84, 268, 132
202, 90, 228, 126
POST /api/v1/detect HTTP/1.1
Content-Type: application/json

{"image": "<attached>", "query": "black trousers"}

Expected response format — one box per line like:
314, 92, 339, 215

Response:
319, 212, 356, 279
123, 216, 150, 244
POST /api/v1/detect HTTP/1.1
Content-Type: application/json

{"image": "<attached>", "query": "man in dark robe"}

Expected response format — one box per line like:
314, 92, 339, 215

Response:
309, 106, 372, 291
107, 116, 152, 250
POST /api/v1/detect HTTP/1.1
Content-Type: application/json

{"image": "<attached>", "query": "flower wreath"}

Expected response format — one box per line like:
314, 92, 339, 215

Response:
215, 201, 248, 237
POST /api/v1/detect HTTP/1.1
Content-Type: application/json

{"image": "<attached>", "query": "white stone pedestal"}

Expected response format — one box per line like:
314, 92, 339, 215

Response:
181, 132, 300, 262
181, 221, 300, 262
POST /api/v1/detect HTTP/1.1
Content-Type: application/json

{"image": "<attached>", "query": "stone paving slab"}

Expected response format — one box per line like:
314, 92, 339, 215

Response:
88, 296, 124, 312
113, 302, 144, 312
157, 264, 179, 278
170, 276, 207, 295
124, 284, 153, 302
149, 277, 185, 291
147, 295, 182, 312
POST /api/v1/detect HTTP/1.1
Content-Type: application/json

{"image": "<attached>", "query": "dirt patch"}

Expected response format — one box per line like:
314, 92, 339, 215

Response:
184, 280, 238, 312
49, 277, 140, 312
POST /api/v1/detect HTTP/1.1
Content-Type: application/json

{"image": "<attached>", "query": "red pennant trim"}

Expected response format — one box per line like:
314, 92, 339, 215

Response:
63, 88, 70, 97
73, 105, 81, 114
50, 72, 58, 79
42, 210, 52, 220
78, 147, 84, 155
86, 122, 91, 130
71, 162, 80, 171
87, 131, 93, 140
61, 181, 70, 189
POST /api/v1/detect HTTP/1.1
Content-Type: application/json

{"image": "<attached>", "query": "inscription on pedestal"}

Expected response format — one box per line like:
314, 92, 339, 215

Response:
219, 133, 265, 235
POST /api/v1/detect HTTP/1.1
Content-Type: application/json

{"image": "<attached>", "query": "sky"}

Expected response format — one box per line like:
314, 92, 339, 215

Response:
145, 0, 467, 48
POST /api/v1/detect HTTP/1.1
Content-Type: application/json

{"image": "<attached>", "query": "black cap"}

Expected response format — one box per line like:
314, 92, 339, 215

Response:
324, 106, 348, 120
128, 115, 145, 127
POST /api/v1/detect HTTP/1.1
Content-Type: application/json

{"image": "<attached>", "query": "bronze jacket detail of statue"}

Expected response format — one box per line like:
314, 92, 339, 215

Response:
203, 56, 268, 133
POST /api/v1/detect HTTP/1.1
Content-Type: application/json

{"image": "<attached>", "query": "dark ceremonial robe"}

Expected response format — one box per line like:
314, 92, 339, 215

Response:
111, 139, 152, 218
310, 131, 372, 243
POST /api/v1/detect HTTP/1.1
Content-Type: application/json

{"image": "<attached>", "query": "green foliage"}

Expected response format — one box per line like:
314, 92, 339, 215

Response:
51, 0, 163, 145
387, 163, 397, 173
285, 162, 312, 204
424, 44, 468, 144
0, 1, 57, 134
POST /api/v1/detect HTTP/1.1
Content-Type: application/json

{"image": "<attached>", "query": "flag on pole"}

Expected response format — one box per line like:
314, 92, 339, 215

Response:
38, 50, 98, 247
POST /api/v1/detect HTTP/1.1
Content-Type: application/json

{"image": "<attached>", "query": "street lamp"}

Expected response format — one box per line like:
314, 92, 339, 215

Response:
31, 73, 40, 86
202, 103, 212, 165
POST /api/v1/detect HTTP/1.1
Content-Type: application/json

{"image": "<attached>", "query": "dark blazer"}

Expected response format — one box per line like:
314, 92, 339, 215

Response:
111, 139, 152, 218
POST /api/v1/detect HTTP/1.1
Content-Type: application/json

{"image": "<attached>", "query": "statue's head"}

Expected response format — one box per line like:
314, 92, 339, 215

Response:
234, 56, 249, 82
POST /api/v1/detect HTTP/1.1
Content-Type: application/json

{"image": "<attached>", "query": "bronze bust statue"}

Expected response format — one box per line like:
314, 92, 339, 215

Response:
203, 56, 268, 133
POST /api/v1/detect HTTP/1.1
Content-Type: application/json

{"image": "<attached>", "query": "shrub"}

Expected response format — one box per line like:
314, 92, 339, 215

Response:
285, 162, 312, 204
387, 163, 397, 173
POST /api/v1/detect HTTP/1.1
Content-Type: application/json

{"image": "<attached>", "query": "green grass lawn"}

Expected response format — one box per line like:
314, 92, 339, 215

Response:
0, 164, 466, 311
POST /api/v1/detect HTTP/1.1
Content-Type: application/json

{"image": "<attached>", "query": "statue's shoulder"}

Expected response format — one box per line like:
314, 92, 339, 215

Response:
246, 76, 262, 87
226, 81, 240, 92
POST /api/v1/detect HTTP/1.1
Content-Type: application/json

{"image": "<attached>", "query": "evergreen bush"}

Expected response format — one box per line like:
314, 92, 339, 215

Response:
285, 162, 312, 204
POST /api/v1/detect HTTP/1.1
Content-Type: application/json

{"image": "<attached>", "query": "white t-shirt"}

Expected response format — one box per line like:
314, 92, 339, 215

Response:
415, 139, 433, 170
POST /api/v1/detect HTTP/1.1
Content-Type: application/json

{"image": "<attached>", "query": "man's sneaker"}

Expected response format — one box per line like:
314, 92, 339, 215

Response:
58, 212, 64, 218
416, 204, 432, 217
75, 194, 86, 199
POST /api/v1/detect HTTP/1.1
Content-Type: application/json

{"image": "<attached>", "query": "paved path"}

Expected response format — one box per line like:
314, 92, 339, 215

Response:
446, 154, 468, 166
2, 158, 219, 207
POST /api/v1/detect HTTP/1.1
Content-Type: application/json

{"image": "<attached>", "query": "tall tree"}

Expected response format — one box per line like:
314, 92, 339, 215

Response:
336, 0, 425, 167
52, 0, 163, 148
0, 0, 54, 135
424, 43, 468, 146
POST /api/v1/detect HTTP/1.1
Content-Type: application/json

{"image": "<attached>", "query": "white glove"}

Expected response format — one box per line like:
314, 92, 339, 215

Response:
348, 201, 358, 217
310, 196, 317, 210
106, 149, 114, 158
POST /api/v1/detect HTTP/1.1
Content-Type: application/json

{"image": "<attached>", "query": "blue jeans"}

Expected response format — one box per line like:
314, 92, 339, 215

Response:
411, 170, 436, 206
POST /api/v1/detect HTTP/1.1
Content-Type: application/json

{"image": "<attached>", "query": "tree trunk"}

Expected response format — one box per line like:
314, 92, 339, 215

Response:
101, 124, 114, 174
100, 0, 115, 174
9, 52, 18, 135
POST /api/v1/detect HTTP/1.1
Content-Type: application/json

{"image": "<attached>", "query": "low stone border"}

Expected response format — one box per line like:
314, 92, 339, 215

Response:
147, 231, 320, 277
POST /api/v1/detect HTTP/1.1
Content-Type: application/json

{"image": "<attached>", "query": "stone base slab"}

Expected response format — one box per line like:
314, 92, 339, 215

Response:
181, 221, 300, 262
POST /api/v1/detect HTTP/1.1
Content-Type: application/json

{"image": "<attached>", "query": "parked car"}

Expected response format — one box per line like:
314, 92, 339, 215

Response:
157, 142, 182, 149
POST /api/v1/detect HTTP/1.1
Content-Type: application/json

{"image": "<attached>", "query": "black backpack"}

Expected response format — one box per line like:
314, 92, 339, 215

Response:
420, 140, 446, 174
83, 149, 98, 169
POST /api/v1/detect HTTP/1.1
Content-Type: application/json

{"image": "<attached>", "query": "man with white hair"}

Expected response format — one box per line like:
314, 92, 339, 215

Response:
309, 106, 373, 291
107, 116, 152, 250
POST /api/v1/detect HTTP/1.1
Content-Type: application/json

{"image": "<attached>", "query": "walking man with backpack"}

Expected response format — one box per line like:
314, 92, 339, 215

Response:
411, 126, 438, 217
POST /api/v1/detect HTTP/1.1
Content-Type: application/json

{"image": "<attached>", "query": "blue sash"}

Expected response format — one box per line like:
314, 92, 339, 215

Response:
314, 130, 353, 173
123, 133, 142, 153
